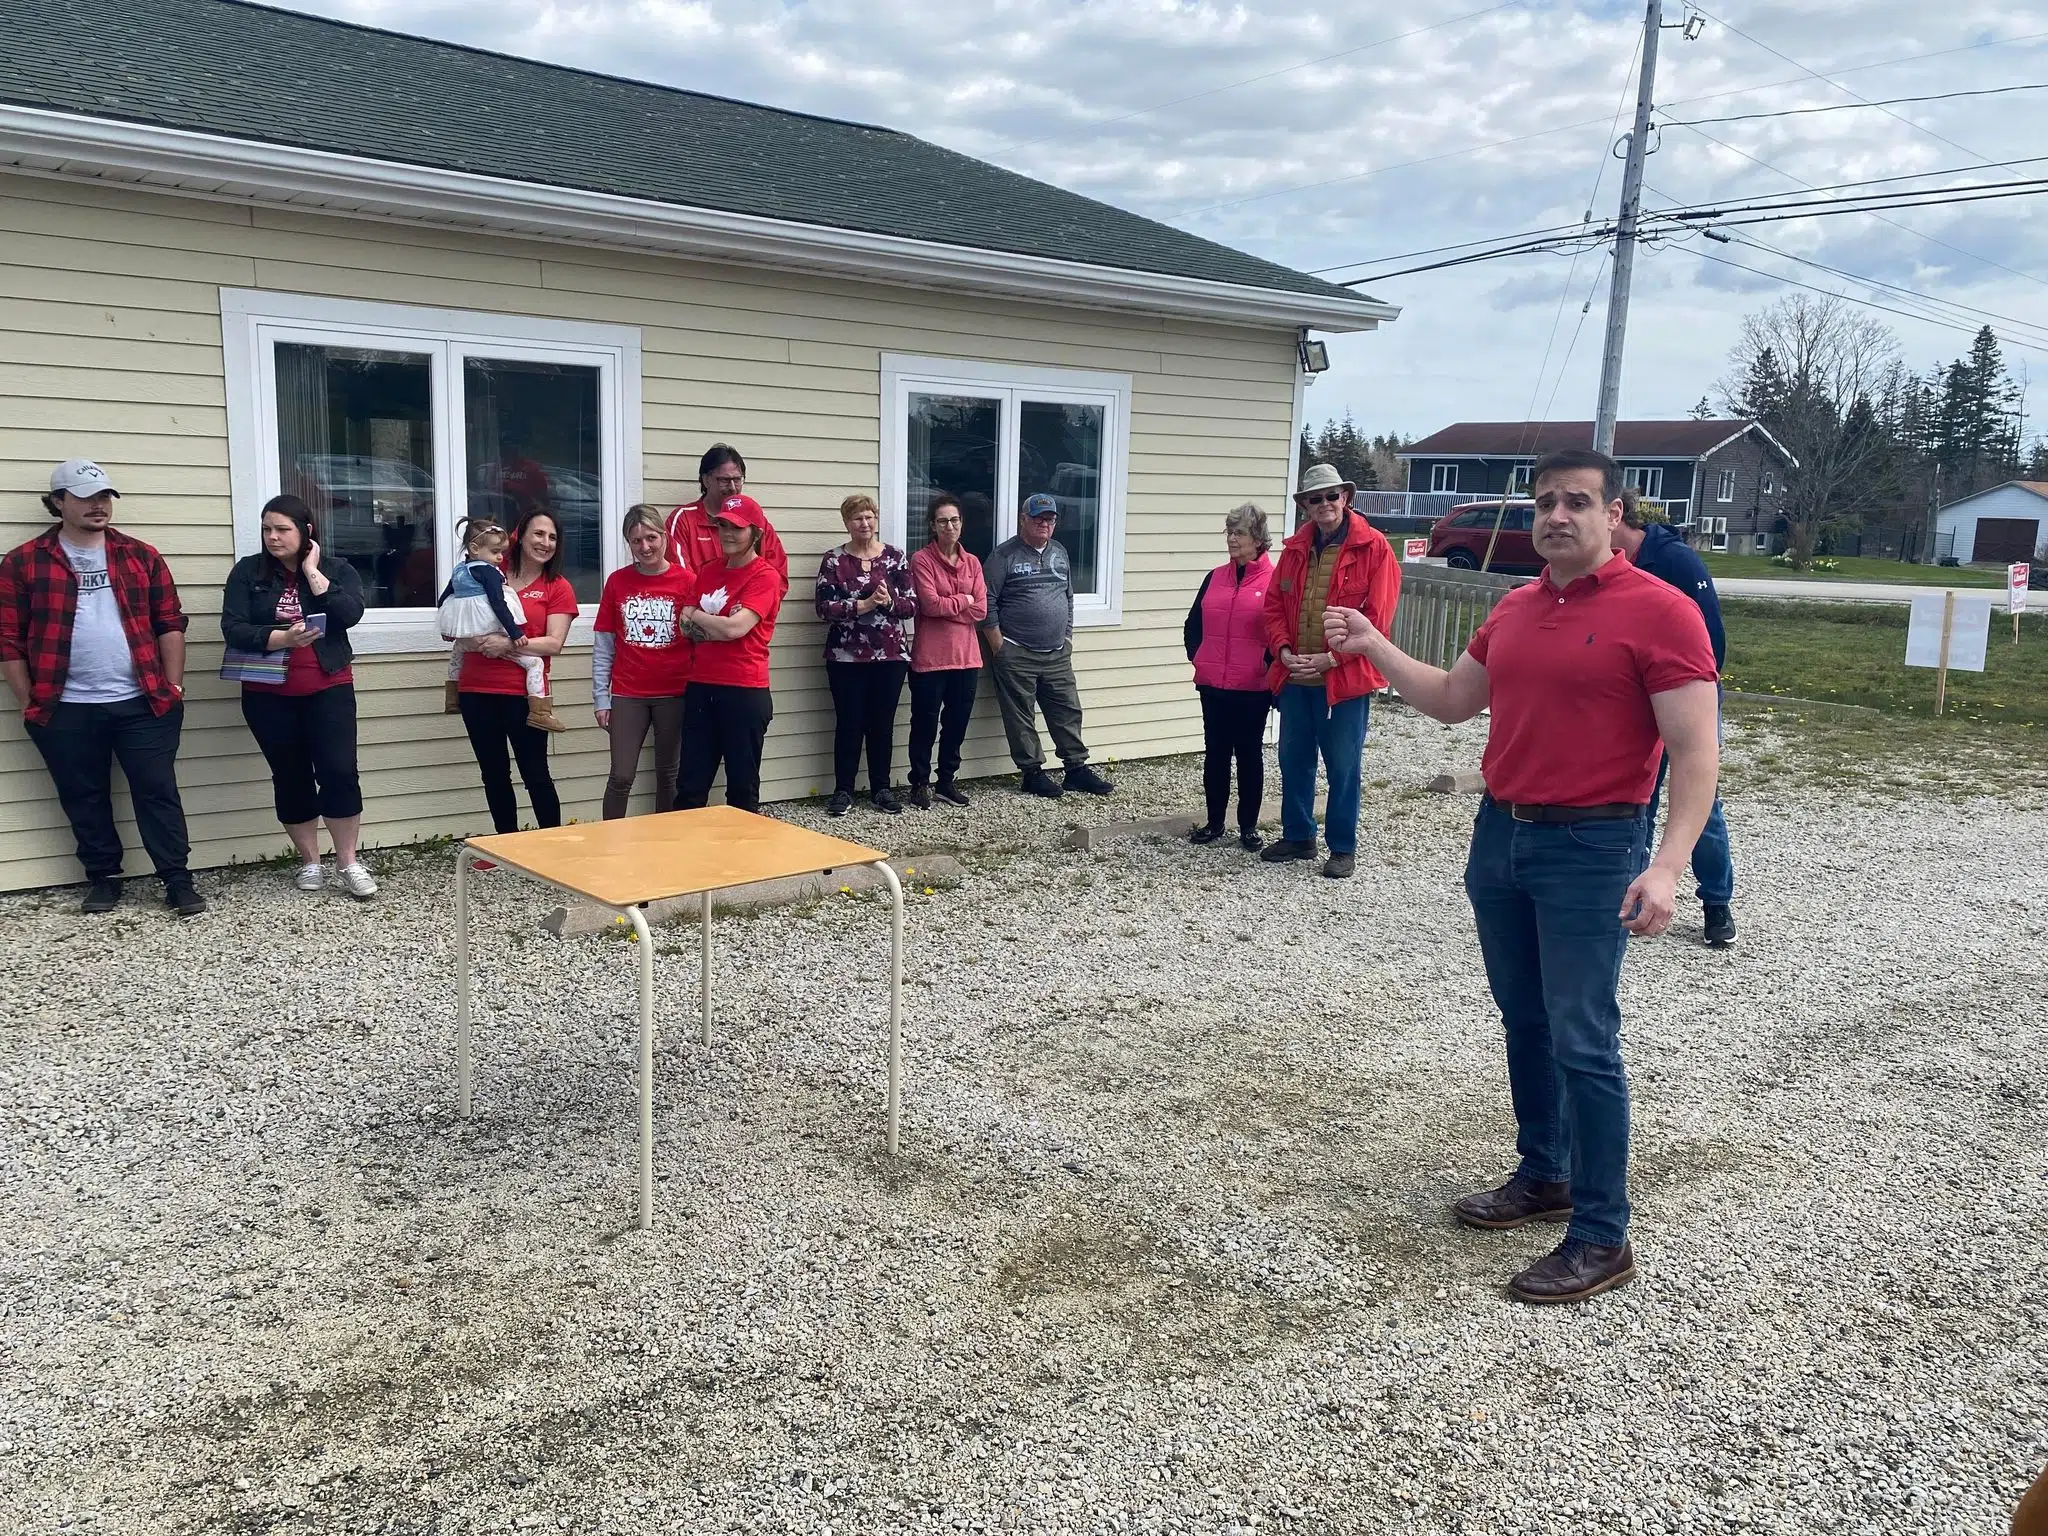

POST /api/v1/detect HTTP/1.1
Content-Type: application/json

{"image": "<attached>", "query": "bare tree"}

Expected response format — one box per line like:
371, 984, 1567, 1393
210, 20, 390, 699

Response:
1717, 294, 1901, 560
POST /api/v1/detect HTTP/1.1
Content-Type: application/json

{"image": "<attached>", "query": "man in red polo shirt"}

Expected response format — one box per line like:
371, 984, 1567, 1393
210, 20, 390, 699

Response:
665, 442, 789, 593
1323, 447, 1720, 1304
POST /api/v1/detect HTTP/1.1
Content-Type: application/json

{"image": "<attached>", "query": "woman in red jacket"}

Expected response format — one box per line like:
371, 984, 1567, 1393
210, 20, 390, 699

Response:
1182, 503, 1275, 850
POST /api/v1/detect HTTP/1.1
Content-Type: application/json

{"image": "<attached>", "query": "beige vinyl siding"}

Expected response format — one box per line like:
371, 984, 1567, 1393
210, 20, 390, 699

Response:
0, 171, 1309, 893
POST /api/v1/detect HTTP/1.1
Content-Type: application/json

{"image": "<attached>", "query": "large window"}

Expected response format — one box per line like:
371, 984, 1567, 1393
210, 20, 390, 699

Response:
1716, 468, 1737, 502
1622, 466, 1664, 500
223, 292, 641, 652
884, 356, 1129, 625
1430, 463, 1459, 493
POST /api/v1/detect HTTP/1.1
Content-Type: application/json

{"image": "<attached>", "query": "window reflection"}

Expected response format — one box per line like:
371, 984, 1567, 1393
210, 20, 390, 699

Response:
908, 392, 1001, 561
465, 358, 605, 602
1018, 401, 1105, 596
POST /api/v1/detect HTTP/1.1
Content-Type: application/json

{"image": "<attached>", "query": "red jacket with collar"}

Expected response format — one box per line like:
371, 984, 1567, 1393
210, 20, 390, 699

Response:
1261, 511, 1401, 702
665, 498, 790, 594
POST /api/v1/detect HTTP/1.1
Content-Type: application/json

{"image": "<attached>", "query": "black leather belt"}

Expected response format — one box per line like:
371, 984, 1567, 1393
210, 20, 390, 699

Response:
1491, 798, 1646, 824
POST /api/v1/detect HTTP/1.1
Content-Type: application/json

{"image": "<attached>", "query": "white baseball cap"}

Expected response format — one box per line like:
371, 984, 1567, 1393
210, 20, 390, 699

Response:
49, 459, 120, 498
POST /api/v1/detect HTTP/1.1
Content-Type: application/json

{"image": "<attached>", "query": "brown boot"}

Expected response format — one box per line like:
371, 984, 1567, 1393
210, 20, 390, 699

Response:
443, 681, 462, 715
526, 695, 568, 734
1453, 1173, 1573, 1230
1507, 1238, 1636, 1305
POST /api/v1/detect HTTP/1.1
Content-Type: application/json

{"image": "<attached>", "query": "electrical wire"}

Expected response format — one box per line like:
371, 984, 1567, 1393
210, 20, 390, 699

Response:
1538, 252, 1614, 423
1660, 80, 2048, 128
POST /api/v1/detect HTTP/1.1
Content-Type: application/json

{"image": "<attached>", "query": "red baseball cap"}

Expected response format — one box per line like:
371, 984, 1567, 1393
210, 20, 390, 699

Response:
712, 493, 767, 530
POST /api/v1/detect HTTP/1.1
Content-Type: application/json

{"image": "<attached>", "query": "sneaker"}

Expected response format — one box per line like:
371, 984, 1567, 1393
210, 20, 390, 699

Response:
81, 878, 123, 915
907, 784, 932, 810
1021, 769, 1063, 799
1239, 830, 1265, 853
163, 879, 207, 917
335, 862, 378, 900
295, 862, 325, 892
1063, 764, 1114, 796
1258, 839, 1317, 864
1189, 824, 1225, 845
1703, 903, 1737, 948
935, 780, 971, 807
871, 788, 903, 816
1321, 852, 1357, 879
827, 790, 854, 817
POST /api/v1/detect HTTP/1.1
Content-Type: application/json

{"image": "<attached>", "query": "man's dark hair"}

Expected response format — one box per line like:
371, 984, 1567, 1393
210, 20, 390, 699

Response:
508, 506, 564, 583
698, 443, 747, 484
1530, 447, 1622, 503
258, 493, 318, 583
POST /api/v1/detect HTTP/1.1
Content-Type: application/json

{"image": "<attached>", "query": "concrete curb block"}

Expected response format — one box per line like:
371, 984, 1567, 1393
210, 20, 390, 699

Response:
1425, 770, 1486, 794
543, 854, 964, 936
1064, 815, 1197, 851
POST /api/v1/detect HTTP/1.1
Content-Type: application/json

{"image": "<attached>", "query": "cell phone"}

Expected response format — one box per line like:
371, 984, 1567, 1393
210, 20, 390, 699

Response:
299, 613, 328, 636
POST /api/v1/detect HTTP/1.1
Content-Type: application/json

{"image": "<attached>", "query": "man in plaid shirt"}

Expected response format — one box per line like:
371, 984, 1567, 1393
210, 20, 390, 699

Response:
1, 460, 204, 915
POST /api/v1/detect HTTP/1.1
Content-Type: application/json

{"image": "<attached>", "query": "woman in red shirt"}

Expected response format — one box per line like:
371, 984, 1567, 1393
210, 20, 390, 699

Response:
457, 508, 580, 834
675, 494, 783, 813
219, 494, 375, 898
593, 505, 694, 818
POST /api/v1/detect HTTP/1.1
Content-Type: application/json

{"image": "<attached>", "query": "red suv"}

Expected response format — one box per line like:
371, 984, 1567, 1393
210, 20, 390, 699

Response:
1428, 499, 1538, 573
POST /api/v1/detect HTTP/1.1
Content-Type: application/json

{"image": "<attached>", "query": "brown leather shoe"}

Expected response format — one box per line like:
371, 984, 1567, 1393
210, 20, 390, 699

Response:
1453, 1173, 1573, 1231
1508, 1238, 1636, 1305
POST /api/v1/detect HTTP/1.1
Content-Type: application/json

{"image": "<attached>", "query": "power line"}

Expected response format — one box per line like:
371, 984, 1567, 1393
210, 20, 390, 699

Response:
1539, 253, 1614, 423
1660, 80, 2048, 128
988, 0, 1525, 154
1646, 176, 2048, 225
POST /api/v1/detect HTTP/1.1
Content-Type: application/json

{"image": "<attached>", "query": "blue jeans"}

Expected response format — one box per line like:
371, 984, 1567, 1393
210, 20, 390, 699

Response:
1464, 799, 1649, 1248
1648, 758, 1735, 906
1276, 687, 1369, 854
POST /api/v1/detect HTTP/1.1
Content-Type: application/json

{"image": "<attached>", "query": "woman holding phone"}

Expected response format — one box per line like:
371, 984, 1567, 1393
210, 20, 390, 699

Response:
220, 493, 377, 898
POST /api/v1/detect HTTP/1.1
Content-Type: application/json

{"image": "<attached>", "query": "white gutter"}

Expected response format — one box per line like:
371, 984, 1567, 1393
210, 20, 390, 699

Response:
0, 104, 1399, 333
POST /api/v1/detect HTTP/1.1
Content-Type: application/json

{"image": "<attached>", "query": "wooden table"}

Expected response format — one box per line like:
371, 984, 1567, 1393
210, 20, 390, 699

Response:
453, 807, 901, 1230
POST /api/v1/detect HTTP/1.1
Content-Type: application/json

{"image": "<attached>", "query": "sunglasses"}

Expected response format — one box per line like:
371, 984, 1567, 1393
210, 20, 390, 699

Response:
1299, 490, 1343, 507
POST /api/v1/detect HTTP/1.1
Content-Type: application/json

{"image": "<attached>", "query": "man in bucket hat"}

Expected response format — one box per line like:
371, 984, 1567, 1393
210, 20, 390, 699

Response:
0, 460, 203, 914
1258, 464, 1400, 878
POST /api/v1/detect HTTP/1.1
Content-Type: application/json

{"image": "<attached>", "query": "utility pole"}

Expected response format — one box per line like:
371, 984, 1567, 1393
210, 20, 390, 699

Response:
1593, 0, 1664, 455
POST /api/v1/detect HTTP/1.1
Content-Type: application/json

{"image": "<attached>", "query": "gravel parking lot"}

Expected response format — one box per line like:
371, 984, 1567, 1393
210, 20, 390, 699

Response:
4, 704, 2044, 1535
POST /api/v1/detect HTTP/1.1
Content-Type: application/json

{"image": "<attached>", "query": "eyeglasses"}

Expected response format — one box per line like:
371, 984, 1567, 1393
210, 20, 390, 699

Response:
932, 515, 962, 526
1299, 491, 1343, 507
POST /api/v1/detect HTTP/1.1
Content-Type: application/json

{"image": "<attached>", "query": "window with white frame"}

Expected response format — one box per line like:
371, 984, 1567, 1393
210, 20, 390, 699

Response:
1622, 465, 1663, 500
221, 290, 641, 652
880, 355, 1130, 625
1701, 515, 1728, 552
1754, 532, 1768, 551
1508, 461, 1535, 492
1716, 468, 1737, 502
1761, 471, 1775, 495
1430, 463, 1460, 493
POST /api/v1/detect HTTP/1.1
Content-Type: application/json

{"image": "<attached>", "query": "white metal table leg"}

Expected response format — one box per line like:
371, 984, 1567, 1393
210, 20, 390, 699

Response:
629, 904, 655, 1231
873, 860, 904, 1155
455, 846, 474, 1120
699, 889, 713, 1047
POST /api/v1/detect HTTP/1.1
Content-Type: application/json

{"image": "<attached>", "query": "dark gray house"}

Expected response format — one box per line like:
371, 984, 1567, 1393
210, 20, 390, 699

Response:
1398, 420, 1797, 553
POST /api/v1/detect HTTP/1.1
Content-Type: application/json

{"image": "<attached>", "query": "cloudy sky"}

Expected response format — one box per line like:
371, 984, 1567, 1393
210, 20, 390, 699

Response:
285, 0, 2046, 443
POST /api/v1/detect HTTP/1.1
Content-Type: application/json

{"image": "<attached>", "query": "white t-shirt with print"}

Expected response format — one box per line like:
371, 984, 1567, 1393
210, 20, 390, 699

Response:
59, 539, 141, 704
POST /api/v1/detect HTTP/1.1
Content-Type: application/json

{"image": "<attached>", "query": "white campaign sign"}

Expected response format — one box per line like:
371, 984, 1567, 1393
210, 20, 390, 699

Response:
1905, 593, 1994, 672
2010, 562, 2030, 616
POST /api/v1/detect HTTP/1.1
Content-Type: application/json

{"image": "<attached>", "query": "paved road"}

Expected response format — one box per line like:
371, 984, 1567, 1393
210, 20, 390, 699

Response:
1717, 576, 2011, 605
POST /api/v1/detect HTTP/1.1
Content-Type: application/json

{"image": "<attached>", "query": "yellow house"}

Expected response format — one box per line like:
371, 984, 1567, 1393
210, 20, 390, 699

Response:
0, 0, 1396, 893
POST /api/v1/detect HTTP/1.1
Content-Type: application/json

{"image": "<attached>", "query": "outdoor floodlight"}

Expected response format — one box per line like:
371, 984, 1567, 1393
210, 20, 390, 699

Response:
1299, 338, 1331, 374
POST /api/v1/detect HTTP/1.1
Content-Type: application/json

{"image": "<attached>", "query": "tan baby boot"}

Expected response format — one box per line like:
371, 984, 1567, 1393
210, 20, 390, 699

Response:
527, 694, 567, 734
444, 681, 462, 715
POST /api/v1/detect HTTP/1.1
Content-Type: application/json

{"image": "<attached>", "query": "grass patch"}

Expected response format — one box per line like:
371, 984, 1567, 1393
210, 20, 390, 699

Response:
1700, 553, 2006, 587
1722, 599, 2048, 725
1723, 701, 2048, 803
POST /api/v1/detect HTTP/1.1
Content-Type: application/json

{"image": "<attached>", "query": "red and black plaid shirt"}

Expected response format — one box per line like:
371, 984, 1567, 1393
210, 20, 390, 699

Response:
0, 526, 188, 726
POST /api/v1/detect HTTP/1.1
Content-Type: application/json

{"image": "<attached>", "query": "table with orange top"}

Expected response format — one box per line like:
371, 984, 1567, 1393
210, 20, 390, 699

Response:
454, 807, 903, 1230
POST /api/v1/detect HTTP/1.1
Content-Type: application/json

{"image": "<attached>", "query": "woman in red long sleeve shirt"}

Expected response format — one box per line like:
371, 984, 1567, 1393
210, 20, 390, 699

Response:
906, 493, 987, 808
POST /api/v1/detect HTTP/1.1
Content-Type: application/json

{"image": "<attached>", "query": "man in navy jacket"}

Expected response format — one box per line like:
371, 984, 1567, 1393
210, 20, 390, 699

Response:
1616, 492, 1736, 947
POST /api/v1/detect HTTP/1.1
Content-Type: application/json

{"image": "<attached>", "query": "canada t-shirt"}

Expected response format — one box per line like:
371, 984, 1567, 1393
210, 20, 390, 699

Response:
594, 563, 694, 698
685, 556, 782, 688
459, 572, 579, 696
245, 577, 352, 695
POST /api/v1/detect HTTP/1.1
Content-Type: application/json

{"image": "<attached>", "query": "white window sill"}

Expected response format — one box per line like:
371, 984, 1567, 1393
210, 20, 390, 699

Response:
342, 607, 599, 656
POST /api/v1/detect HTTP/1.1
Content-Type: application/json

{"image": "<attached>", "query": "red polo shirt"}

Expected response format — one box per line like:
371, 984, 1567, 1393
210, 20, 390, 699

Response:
1466, 553, 1718, 807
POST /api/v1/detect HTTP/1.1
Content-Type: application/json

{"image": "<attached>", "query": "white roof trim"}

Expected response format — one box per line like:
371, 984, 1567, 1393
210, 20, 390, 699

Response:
1935, 479, 2048, 515
0, 103, 1399, 333
1696, 420, 1800, 469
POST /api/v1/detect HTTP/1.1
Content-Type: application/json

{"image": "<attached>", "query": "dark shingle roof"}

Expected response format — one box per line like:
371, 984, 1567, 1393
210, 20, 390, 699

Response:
1401, 421, 1783, 460
0, 0, 1368, 306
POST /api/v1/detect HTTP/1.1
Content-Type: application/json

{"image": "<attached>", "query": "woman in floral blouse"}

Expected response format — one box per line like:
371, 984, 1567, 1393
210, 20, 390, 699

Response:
814, 492, 916, 816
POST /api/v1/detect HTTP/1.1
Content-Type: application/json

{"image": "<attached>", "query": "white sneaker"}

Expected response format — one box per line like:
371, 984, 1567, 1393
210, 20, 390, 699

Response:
336, 862, 379, 900
295, 862, 325, 892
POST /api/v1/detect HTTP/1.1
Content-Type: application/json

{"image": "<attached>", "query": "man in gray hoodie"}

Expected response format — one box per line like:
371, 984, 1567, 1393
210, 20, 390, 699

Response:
980, 494, 1112, 799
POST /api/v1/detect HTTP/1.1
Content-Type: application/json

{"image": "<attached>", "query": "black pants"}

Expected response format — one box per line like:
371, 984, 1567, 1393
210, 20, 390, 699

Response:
907, 667, 979, 787
25, 697, 190, 881
1198, 685, 1271, 834
676, 684, 774, 813
825, 659, 909, 794
458, 690, 561, 834
240, 684, 364, 824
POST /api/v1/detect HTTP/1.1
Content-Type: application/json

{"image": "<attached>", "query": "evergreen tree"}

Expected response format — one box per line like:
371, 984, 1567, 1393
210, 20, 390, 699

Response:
1690, 395, 1714, 420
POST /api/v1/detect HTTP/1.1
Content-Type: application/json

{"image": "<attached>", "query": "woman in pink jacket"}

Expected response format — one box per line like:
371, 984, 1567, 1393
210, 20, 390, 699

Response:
906, 494, 988, 807
1183, 503, 1276, 849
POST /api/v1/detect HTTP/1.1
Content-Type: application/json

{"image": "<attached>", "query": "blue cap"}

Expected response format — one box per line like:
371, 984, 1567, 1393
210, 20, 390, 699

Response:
1022, 493, 1059, 519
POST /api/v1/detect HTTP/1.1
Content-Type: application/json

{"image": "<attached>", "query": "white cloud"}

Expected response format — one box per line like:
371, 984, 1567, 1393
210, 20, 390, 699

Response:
282, 0, 2048, 441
